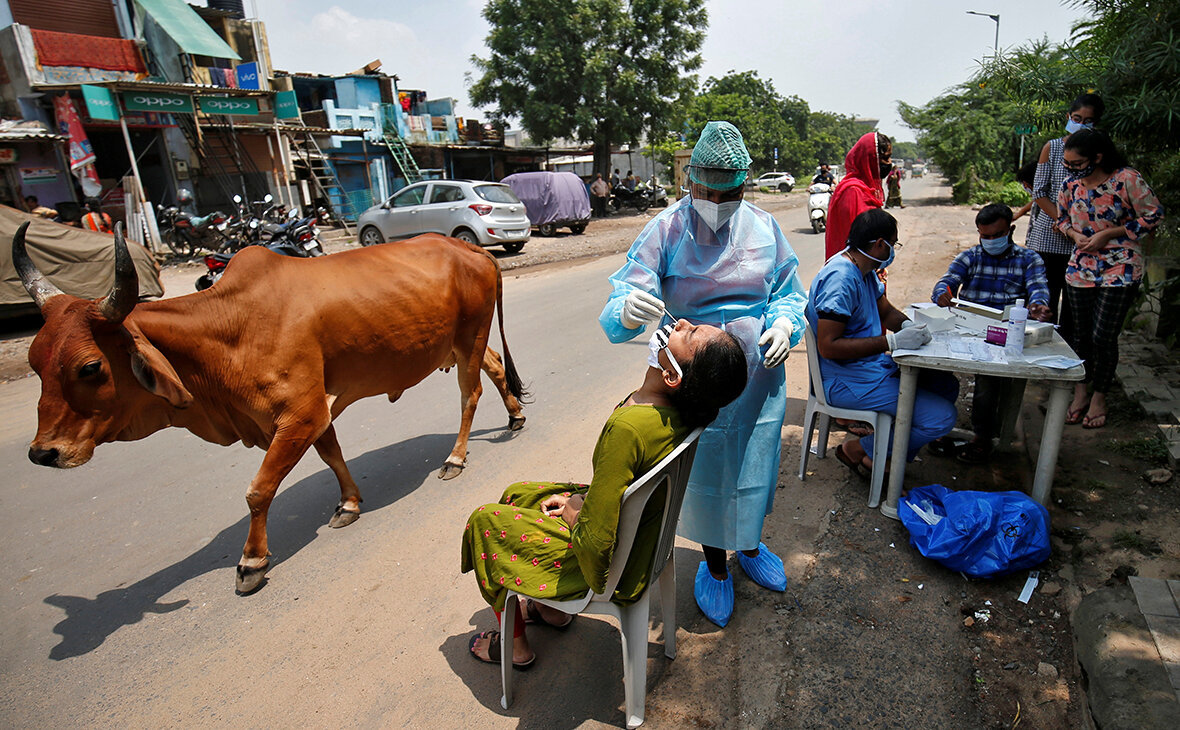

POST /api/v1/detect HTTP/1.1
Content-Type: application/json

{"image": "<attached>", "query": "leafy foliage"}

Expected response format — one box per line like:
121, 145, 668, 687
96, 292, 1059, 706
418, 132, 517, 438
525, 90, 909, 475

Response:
469, 0, 707, 174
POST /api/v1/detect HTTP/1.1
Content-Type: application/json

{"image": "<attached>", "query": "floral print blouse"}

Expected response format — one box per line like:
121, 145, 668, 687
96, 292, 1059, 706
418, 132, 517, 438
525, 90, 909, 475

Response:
1057, 167, 1164, 287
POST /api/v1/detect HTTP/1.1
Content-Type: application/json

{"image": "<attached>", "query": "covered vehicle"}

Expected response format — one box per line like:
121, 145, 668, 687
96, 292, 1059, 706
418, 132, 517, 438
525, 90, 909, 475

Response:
1, 205, 163, 318
501, 171, 591, 236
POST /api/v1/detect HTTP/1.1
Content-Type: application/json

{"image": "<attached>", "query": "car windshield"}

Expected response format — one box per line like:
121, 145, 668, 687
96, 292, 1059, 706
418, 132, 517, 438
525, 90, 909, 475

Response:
474, 185, 520, 204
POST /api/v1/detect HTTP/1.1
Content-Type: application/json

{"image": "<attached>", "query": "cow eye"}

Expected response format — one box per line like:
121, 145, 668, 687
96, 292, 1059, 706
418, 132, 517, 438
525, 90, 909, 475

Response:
78, 360, 102, 378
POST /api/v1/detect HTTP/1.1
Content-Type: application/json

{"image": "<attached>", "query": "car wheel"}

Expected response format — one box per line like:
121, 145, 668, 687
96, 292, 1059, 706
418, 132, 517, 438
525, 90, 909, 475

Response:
503, 241, 525, 253
359, 226, 385, 246
569, 222, 587, 234
453, 229, 479, 245
538, 222, 557, 237
778, 183, 791, 193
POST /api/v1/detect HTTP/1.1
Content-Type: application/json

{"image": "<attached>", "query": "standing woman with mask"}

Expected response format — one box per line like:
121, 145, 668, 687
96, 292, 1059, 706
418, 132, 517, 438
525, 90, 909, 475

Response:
1029, 93, 1105, 343
825, 132, 892, 261
599, 121, 808, 627
1058, 129, 1164, 429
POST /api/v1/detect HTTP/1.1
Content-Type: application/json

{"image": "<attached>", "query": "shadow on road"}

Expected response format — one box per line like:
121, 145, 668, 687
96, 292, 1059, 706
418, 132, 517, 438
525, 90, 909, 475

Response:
41, 428, 514, 661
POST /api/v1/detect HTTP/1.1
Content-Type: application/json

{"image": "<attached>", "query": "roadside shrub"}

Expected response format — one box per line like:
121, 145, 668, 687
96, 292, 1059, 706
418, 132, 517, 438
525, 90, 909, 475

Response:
969, 179, 1029, 208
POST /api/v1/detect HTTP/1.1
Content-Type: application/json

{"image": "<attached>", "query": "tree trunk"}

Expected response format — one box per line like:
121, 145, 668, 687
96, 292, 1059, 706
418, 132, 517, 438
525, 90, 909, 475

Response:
593, 124, 613, 178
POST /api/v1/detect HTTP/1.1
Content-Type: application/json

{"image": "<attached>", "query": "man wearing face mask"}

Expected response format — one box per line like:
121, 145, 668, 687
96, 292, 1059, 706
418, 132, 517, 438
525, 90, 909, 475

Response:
807, 209, 959, 478
931, 203, 1052, 463
599, 121, 808, 628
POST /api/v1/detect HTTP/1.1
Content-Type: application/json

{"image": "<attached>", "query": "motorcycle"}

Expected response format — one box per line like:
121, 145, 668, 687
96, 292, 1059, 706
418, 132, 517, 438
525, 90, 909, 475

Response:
195, 212, 323, 291
807, 182, 833, 234
157, 203, 231, 255
639, 179, 668, 208
609, 183, 650, 213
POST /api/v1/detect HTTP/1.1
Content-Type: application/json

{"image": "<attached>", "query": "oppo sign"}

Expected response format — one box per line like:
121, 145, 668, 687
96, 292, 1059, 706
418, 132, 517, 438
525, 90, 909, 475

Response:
121, 91, 194, 113
198, 97, 260, 115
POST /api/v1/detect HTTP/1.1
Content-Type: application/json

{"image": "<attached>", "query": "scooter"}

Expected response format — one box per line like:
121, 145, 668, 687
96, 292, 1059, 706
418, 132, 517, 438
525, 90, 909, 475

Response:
807, 182, 833, 234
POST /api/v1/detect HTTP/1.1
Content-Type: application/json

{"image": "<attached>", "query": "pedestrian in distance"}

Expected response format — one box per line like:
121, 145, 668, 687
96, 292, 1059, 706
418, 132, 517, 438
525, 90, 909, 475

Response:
463, 320, 747, 668
590, 173, 610, 218
884, 165, 905, 209
79, 197, 113, 234
599, 120, 808, 628
23, 195, 57, 219
1058, 128, 1164, 430
826, 132, 891, 260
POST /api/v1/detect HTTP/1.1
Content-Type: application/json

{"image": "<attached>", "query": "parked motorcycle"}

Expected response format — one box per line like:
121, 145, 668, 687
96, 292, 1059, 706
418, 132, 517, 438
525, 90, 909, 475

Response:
609, 183, 651, 213
156, 203, 231, 255
640, 179, 668, 208
194, 213, 323, 291
807, 182, 833, 234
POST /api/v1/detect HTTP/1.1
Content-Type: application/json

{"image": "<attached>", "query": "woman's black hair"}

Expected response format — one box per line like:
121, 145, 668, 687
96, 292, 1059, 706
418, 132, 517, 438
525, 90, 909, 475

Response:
1016, 161, 1037, 187
846, 208, 898, 252
1064, 128, 1127, 173
667, 331, 747, 428
876, 133, 892, 157
1069, 93, 1105, 120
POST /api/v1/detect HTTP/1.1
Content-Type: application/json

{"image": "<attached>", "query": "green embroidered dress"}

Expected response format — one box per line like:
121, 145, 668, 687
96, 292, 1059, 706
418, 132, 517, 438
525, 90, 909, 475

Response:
461, 404, 688, 611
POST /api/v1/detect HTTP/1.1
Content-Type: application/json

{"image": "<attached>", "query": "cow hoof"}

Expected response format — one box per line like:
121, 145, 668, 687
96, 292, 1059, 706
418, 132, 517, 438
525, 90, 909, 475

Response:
508, 415, 526, 431
329, 505, 361, 528
437, 461, 466, 480
236, 560, 270, 594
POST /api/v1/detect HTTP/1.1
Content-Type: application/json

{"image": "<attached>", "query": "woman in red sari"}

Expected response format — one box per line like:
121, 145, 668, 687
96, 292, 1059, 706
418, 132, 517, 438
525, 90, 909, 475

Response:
825, 132, 892, 260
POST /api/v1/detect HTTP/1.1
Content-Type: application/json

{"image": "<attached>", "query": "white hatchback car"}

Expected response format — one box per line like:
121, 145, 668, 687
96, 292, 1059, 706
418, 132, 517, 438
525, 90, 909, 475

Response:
357, 180, 531, 252
752, 172, 796, 192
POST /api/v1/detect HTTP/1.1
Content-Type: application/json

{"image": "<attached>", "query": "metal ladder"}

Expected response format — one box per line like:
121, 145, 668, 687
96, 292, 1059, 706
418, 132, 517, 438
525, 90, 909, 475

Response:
379, 103, 422, 184
174, 113, 269, 207
285, 124, 355, 233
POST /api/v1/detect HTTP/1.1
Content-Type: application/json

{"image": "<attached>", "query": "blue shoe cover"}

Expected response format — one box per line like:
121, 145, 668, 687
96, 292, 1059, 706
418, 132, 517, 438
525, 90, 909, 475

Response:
737, 542, 787, 592
694, 561, 734, 627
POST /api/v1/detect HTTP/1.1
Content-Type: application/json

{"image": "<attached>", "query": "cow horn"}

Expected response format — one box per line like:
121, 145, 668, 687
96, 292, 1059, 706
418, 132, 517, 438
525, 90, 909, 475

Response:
12, 221, 65, 309
98, 222, 139, 323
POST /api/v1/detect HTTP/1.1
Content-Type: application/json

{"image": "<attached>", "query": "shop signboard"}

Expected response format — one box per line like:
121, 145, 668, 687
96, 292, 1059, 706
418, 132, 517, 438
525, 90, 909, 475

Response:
235, 62, 261, 90
122, 91, 194, 114
275, 90, 300, 120
197, 97, 260, 116
20, 167, 59, 183
81, 85, 120, 122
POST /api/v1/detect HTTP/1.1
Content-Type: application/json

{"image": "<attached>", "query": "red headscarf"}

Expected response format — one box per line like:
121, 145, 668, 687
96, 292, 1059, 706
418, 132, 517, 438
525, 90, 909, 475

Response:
825, 132, 885, 259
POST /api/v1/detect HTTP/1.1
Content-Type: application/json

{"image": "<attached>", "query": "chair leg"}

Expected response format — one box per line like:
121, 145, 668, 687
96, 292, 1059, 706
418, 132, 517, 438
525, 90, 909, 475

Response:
500, 593, 518, 710
798, 404, 817, 479
619, 595, 651, 729
659, 556, 677, 659
867, 416, 893, 508
816, 412, 832, 459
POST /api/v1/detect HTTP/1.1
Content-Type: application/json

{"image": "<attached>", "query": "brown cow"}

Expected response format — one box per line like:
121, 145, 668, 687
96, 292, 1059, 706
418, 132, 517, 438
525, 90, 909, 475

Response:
14, 222, 526, 593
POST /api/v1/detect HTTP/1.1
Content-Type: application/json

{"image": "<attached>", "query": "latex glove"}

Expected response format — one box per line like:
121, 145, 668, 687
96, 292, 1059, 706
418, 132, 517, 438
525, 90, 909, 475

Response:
900, 319, 916, 329
758, 317, 794, 368
885, 323, 931, 352
620, 289, 665, 330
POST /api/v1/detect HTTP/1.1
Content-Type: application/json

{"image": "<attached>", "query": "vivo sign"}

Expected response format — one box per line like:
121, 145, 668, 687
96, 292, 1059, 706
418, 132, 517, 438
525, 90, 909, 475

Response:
121, 92, 194, 113
198, 97, 260, 115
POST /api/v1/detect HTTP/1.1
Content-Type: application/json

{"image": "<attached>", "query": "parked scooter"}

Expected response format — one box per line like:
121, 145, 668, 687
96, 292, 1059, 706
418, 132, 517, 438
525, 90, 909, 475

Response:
640, 179, 668, 208
807, 182, 833, 234
609, 183, 651, 213
194, 212, 323, 291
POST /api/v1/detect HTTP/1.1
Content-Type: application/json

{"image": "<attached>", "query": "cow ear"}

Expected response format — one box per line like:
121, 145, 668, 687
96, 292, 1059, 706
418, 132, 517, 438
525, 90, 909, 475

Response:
128, 336, 193, 409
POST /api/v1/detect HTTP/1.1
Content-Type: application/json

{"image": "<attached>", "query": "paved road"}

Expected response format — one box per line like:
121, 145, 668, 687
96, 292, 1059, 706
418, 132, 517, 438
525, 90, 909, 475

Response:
0, 180, 934, 727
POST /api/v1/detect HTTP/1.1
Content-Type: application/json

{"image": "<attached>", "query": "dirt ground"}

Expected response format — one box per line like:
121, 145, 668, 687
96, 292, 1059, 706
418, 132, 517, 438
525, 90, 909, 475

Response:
3, 183, 1176, 727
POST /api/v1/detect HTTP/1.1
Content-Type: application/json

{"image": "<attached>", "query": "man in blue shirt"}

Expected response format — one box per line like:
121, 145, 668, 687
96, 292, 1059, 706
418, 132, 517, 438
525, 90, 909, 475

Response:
807, 209, 959, 479
931, 203, 1052, 463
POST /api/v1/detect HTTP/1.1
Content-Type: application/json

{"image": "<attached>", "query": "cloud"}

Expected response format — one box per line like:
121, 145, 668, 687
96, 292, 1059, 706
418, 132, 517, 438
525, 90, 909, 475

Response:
265, 5, 422, 76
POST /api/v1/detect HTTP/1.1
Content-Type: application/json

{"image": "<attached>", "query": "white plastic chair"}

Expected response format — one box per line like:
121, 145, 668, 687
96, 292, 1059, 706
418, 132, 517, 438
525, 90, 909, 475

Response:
798, 324, 894, 507
499, 426, 704, 729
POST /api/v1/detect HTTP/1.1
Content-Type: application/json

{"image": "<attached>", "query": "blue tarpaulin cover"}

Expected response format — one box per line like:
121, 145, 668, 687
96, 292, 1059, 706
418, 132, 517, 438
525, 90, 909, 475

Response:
501, 171, 590, 226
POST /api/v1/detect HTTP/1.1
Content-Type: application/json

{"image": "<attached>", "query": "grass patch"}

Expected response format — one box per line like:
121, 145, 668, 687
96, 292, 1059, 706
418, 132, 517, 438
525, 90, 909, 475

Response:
1112, 529, 1163, 556
1108, 436, 1169, 466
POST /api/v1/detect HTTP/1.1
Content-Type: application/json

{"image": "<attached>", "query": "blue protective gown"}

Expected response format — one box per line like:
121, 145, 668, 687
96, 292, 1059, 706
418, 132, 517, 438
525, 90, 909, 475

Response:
599, 196, 808, 550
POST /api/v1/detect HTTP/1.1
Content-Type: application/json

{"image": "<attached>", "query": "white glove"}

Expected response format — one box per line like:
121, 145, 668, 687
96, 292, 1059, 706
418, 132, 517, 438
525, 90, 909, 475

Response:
885, 323, 931, 352
900, 319, 916, 329
758, 317, 795, 368
620, 289, 665, 330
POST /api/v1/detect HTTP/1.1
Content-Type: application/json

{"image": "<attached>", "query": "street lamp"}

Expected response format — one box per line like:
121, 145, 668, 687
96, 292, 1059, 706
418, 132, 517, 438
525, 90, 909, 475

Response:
966, 10, 1000, 57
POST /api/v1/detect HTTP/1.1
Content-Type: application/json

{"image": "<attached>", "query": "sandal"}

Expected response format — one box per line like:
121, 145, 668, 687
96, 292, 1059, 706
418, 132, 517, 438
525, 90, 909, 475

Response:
840, 420, 874, 438
956, 441, 993, 465
524, 598, 573, 630
1082, 411, 1107, 429
835, 442, 872, 481
1065, 405, 1086, 425
469, 630, 535, 670
926, 436, 958, 457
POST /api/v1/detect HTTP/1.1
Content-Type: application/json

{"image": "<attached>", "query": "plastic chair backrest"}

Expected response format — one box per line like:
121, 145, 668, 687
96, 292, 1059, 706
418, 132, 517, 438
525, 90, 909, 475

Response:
593, 426, 704, 601
804, 324, 829, 408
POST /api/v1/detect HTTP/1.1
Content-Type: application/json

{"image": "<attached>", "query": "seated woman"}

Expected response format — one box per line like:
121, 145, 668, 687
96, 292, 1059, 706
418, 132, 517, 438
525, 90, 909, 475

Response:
462, 319, 748, 668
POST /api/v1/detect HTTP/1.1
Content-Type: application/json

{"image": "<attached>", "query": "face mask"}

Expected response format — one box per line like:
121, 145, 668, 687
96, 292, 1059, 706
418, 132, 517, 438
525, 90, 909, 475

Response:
692, 197, 740, 232
1065, 118, 1093, 134
647, 323, 682, 379
861, 239, 896, 269
980, 235, 1010, 256
1065, 162, 1096, 180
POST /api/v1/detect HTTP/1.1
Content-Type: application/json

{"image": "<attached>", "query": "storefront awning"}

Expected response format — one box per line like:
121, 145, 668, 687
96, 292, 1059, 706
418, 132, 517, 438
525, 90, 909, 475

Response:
134, 0, 241, 60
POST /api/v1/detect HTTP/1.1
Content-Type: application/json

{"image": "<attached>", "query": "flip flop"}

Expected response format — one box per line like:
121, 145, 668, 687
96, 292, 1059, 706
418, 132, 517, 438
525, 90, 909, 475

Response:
839, 420, 874, 437
835, 443, 871, 481
523, 598, 573, 630
469, 630, 535, 670
1065, 406, 1086, 425
1082, 412, 1107, 429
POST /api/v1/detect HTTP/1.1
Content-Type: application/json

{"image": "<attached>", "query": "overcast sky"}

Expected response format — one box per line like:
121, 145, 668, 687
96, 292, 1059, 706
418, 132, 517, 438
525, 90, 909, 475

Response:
251, 0, 1090, 142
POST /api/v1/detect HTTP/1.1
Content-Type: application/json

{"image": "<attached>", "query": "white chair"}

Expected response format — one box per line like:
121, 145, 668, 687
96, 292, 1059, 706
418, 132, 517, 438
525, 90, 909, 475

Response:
499, 426, 704, 729
798, 324, 894, 507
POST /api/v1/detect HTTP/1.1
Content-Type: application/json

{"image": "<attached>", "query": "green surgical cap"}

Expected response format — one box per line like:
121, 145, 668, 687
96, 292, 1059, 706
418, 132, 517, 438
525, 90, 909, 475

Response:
689, 121, 752, 190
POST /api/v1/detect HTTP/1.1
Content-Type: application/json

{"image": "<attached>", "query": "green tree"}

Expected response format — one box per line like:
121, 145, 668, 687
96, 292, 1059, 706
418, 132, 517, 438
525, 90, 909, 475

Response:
469, 0, 707, 175
807, 110, 862, 168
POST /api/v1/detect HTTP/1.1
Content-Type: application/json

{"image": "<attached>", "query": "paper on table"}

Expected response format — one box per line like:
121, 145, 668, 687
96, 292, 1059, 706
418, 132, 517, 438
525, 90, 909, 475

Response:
1025, 355, 1085, 369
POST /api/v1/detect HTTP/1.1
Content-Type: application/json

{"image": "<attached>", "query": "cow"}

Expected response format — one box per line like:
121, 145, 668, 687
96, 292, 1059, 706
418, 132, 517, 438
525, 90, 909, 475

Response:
13, 222, 527, 593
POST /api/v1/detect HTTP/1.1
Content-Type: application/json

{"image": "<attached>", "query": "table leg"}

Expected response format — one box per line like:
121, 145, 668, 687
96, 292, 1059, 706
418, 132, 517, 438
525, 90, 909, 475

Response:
881, 364, 918, 520
1031, 381, 1071, 505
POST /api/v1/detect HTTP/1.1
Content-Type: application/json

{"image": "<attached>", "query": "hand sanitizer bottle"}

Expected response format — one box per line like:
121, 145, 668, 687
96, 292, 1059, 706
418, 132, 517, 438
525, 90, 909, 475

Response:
1006, 298, 1027, 357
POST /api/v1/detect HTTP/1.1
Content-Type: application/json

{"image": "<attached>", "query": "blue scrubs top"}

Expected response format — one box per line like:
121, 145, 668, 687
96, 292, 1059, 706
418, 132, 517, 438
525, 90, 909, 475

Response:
599, 196, 807, 550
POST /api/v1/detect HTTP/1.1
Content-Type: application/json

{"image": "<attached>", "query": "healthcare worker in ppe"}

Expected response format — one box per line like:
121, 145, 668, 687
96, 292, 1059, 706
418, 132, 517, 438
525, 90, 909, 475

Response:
599, 121, 808, 627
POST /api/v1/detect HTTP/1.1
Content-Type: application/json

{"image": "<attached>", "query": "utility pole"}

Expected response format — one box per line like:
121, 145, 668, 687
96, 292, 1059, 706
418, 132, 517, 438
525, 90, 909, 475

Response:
966, 10, 1000, 57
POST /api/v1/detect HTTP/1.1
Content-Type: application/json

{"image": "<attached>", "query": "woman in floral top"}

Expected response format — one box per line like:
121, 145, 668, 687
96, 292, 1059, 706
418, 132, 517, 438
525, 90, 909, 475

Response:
462, 320, 747, 669
1058, 129, 1164, 428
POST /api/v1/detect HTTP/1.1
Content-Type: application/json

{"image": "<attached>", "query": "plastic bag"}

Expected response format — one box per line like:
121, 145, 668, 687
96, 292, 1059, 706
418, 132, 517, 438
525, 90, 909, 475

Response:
899, 485, 1051, 578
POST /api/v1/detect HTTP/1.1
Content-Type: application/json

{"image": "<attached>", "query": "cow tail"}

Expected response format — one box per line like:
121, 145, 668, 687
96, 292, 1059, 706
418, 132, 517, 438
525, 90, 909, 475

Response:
494, 262, 531, 404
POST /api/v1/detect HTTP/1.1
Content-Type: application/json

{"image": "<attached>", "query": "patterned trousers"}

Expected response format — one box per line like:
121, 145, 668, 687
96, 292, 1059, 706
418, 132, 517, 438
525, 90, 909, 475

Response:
1065, 283, 1140, 392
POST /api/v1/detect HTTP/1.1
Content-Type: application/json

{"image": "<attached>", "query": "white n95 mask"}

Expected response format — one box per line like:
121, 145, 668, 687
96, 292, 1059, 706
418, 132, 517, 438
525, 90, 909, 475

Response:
692, 198, 740, 232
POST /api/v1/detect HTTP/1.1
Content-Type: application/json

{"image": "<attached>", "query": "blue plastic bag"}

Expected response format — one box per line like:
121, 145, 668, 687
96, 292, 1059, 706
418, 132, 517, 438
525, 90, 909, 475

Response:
899, 485, 1051, 578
